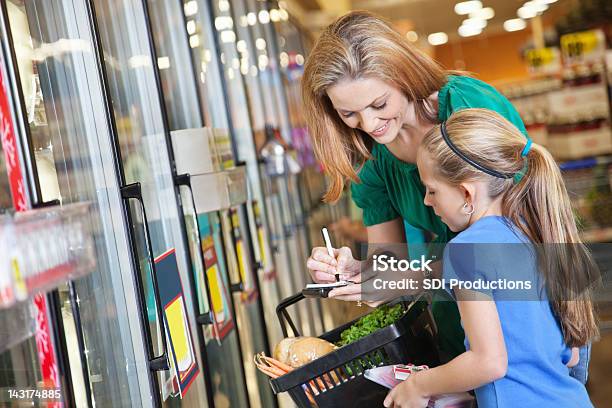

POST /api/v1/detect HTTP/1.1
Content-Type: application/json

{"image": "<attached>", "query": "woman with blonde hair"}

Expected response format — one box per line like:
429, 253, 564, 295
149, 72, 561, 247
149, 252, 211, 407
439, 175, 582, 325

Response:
303, 10, 527, 359
383, 108, 597, 407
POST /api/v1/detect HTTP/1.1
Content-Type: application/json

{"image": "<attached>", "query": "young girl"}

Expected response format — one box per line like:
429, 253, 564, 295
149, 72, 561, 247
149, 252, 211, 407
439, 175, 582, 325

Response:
384, 108, 598, 408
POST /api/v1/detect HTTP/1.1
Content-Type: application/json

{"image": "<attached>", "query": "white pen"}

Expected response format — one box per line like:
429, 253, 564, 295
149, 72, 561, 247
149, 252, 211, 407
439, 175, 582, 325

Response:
321, 227, 339, 282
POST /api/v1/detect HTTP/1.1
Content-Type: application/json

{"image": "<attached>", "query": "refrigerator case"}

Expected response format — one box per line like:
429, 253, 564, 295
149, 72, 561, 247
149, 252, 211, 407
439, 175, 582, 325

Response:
170, 132, 251, 408
148, 0, 269, 406
237, 0, 323, 337
199, 211, 249, 408
228, 0, 289, 349
0, 0, 160, 406
90, 0, 211, 405
213, 2, 282, 344
272, 12, 354, 334
148, 2, 282, 406
178, 1, 280, 407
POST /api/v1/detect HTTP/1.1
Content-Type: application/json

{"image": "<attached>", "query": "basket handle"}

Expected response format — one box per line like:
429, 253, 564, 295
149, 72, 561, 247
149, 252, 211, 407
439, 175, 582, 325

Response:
276, 292, 306, 337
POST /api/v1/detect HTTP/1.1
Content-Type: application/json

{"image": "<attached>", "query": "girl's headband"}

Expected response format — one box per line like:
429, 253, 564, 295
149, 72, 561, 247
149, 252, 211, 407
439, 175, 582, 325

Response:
439, 121, 531, 184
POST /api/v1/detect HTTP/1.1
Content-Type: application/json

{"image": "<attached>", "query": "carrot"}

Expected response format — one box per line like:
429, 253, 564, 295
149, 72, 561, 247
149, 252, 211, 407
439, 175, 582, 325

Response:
254, 354, 287, 378
262, 356, 293, 372
257, 366, 281, 379
265, 365, 286, 377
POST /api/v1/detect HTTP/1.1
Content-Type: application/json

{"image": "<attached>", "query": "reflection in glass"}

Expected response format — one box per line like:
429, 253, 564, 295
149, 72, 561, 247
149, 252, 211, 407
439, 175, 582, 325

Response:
146, 0, 201, 131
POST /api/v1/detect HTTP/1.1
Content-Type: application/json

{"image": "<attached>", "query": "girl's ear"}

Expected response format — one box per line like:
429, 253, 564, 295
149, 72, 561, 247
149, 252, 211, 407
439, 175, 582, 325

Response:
459, 182, 477, 204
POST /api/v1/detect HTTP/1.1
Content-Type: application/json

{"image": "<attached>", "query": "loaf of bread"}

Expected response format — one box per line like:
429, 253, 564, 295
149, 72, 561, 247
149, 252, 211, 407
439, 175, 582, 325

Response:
273, 337, 337, 368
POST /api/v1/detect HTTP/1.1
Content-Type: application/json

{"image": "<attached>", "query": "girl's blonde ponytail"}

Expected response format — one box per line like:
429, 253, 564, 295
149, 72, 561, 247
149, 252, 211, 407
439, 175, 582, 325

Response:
421, 108, 600, 347
504, 144, 600, 346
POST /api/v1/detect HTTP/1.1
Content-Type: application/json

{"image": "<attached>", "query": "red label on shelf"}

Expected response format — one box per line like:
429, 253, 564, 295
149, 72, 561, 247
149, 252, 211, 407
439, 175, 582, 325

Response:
0, 67, 27, 211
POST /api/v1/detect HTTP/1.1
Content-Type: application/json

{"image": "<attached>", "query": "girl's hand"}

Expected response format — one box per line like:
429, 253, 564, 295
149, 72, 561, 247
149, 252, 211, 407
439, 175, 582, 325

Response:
383, 375, 429, 408
306, 246, 360, 283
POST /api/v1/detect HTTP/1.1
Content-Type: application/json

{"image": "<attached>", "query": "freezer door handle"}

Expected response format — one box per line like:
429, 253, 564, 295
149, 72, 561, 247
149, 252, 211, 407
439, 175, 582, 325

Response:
174, 173, 215, 326
120, 182, 170, 371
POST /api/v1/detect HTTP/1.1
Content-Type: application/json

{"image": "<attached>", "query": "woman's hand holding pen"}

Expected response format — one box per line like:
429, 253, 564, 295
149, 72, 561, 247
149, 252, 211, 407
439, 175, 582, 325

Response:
306, 246, 360, 283
306, 245, 385, 305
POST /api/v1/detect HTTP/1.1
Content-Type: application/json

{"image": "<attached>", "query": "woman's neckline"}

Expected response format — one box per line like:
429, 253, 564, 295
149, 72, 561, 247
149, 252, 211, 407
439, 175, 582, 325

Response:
377, 144, 416, 170
376, 75, 456, 170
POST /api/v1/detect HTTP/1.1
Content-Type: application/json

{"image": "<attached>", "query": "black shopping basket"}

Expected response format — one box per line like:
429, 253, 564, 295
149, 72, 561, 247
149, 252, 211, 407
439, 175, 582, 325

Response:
270, 293, 440, 408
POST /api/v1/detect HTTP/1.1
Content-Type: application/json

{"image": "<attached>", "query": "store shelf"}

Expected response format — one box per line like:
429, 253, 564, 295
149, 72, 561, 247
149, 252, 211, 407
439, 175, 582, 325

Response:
0, 202, 96, 310
190, 166, 248, 213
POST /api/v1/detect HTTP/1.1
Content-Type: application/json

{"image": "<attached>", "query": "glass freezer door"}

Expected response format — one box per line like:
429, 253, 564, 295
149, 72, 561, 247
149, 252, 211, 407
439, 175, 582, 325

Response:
238, 0, 321, 336
176, 1, 280, 407
200, 211, 250, 408
144, 0, 253, 406
1, 0, 158, 406
209, 0, 284, 346
91, 0, 208, 405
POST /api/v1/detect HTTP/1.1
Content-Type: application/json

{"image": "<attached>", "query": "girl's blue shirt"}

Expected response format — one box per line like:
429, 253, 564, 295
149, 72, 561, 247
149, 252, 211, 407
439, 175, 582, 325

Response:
443, 216, 593, 408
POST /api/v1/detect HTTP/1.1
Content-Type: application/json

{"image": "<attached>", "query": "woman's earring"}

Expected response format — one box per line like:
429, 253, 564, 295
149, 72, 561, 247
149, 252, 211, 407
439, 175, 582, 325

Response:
462, 202, 475, 215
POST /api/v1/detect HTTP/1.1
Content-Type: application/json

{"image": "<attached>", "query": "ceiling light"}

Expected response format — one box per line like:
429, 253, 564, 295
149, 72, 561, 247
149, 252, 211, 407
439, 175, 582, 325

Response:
186, 20, 196, 35
258, 10, 270, 24
454, 1, 482, 15
458, 25, 482, 37
220, 30, 236, 43
517, 6, 537, 19
189, 35, 200, 48
428, 32, 448, 46
469, 7, 494, 20
214, 16, 233, 31
462, 18, 487, 29
184, 1, 198, 17
157, 57, 170, 70
218, 0, 229, 12
503, 18, 527, 32
524, 1, 548, 13
255, 38, 266, 50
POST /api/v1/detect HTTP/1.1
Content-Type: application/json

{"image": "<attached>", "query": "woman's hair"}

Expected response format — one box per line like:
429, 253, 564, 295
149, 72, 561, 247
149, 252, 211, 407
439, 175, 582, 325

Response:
420, 108, 599, 347
302, 10, 447, 202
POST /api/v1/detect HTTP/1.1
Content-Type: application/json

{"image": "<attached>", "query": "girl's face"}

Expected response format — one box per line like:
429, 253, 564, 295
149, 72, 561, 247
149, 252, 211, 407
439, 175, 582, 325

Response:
327, 77, 415, 145
417, 149, 472, 232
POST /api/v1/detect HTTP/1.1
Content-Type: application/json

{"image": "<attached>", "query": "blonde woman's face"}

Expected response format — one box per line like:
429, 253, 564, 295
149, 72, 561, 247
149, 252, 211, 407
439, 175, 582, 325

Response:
417, 149, 471, 232
327, 77, 414, 145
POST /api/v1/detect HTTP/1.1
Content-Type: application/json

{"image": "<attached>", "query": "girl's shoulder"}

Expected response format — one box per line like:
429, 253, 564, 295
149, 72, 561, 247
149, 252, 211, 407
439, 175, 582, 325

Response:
449, 216, 528, 245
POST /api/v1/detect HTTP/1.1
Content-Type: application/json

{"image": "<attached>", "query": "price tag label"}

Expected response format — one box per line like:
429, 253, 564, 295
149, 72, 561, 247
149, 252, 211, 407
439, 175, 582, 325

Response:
561, 29, 605, 64
525, 47, 561, 75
